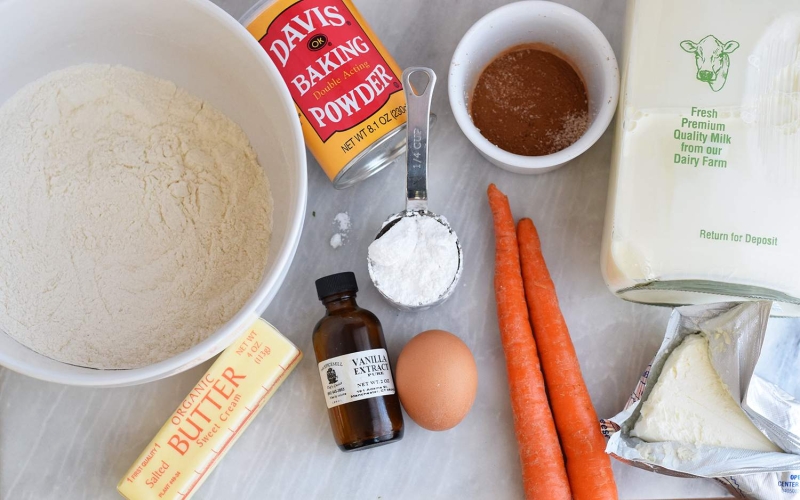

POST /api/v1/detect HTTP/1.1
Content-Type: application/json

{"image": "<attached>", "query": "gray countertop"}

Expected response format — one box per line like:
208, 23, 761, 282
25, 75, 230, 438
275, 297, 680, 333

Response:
2, 0, 797, 498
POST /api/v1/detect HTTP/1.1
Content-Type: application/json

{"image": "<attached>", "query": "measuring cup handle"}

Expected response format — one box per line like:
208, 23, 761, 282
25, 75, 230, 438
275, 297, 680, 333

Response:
402, 67, 436, 211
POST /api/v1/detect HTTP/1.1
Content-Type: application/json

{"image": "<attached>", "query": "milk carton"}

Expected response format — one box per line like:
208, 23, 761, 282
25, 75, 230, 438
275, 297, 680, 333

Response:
602, 0, 800, 315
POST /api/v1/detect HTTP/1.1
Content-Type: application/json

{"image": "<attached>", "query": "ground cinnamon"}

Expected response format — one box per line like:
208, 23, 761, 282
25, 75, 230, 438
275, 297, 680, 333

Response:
470, 44, 589, 156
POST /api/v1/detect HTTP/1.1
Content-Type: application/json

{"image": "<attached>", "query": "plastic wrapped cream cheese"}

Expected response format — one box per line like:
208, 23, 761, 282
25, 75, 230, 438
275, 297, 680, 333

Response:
631, 334, 780, 452
602, 0, 800, 315
118, 319, 301, 500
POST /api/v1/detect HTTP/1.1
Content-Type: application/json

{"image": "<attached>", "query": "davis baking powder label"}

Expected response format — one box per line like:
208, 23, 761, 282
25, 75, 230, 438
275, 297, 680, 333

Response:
257, 0, 401, 142
318, 348, 396, 409
246, 0, 407, 180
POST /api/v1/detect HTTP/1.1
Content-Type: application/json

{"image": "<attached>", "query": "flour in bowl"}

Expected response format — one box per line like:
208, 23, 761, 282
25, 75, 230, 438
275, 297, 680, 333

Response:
0, 64, 273, 369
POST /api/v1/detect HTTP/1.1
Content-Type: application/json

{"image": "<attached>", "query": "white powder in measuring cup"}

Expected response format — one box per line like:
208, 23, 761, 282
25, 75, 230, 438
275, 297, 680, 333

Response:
368, 214, 460, 307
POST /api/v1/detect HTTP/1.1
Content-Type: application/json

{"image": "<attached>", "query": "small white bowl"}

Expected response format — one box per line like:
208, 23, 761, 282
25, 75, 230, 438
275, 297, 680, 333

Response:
448, 1, 619, 174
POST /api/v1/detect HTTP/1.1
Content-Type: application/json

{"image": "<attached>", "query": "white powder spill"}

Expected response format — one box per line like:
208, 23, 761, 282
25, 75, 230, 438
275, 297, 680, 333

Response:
368, 214, 460, 307
334, 212, 351, 231
329, 212, 351, 249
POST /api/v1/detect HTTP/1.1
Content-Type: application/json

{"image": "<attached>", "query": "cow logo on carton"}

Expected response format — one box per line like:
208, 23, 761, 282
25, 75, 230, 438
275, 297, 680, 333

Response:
680, 35, 740, 92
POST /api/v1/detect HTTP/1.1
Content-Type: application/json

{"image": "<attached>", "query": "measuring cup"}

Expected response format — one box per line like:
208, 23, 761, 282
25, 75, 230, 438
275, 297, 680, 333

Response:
367, 67, 463, 311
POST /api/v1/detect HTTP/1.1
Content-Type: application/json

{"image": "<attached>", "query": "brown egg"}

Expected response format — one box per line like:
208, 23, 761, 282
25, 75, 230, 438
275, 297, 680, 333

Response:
395, 329, 478, 431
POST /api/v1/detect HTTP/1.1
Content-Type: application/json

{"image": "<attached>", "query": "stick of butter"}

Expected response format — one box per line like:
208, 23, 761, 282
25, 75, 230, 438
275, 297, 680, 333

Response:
118, 318, 302, 500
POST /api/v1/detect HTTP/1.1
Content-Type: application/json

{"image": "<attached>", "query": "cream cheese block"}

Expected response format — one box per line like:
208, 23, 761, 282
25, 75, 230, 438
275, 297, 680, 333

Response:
632, 334, 780, 452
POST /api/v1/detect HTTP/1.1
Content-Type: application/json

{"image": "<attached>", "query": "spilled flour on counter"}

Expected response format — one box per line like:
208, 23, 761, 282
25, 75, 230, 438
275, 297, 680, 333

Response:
329, 212, 351, 249
0, 64, 273, 369
334, 212, 351, 231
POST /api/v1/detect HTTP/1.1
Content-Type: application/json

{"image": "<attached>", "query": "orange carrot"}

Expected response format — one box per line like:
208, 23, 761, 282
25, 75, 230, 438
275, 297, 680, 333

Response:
487, 184, 572, 500
517, 217, 618, 500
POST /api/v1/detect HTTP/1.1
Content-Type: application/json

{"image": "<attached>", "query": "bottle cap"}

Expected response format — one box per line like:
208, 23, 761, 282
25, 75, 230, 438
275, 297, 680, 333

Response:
315, 272, 358, 300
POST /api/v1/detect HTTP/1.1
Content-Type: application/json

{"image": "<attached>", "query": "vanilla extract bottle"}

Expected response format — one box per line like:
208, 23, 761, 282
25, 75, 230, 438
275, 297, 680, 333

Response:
312, 272, 404, 451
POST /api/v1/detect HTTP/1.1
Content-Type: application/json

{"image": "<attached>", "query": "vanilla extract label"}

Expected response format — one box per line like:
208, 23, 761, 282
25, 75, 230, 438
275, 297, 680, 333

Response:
318, 348, 396, 409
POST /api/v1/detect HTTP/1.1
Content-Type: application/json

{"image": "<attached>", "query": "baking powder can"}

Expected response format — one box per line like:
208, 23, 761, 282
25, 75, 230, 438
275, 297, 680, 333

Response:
242, 0, 412, 189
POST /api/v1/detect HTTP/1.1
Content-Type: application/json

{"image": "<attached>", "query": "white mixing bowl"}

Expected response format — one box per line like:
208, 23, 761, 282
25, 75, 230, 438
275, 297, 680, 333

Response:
0, 0, 307, 386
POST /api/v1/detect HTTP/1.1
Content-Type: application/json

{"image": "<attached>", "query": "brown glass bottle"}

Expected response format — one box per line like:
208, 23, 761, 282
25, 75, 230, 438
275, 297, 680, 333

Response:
313, 272, 404, 452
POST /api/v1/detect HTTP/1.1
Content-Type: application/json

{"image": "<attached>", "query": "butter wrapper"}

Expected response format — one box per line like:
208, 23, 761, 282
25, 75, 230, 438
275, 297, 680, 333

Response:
602, 302, 800, 499
118, 318, 301, 500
